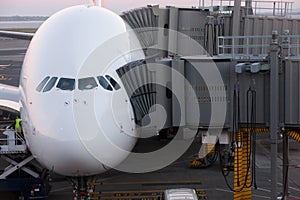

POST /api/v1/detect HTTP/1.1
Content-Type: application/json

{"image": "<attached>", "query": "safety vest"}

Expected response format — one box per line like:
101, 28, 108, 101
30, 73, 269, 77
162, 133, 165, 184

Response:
15, 118, 22, 133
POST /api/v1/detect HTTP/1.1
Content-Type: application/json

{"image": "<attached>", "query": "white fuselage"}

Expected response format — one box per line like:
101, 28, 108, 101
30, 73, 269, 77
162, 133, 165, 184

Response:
19, 5, 143, 176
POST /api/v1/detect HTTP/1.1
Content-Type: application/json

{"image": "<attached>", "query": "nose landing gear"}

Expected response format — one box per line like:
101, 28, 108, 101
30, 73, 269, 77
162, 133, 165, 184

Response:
72, 176, 93, 200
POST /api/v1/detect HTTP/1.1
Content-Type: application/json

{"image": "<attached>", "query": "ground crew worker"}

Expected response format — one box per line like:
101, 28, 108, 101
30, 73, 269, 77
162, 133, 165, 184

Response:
15, 117, 22, 135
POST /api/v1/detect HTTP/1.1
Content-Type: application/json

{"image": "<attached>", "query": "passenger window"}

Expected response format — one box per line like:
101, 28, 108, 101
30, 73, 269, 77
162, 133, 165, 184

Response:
36, 76, 50, 92
105, 75, 120, 90
56, 78, 75, 91
78, 77, 98, 90
97, 76, 113, 91
43, 77, 58, 92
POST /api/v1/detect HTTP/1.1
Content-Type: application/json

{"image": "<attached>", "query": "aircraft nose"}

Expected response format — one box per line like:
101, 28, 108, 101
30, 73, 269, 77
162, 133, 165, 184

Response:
72, 88, 136, 169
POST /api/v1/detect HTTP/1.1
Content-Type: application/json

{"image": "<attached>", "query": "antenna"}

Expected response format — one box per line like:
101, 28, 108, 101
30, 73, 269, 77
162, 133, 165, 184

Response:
93, 0, 104, 7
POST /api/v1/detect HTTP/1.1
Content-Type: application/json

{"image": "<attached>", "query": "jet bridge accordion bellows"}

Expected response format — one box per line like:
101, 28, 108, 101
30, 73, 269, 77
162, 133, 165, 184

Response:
116, 59, 156, 125
120, 7, 158, 49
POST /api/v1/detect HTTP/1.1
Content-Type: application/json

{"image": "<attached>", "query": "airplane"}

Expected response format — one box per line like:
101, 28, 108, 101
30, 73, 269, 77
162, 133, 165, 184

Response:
0, 1, 145, 198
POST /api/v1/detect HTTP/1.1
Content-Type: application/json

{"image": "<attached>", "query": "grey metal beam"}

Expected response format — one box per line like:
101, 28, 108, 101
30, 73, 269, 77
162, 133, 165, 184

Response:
171, 59, 185, 127
0, 155, 37, 179
168, 7, 179, 56
270, 30, 280, 200
0, 155, 39, 178
281, 30, 290, 200
282, 129, 289, 200
232, 0, 241, 36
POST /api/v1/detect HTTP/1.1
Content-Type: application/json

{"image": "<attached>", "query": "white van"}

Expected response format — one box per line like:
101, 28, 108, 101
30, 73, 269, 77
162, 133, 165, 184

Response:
164, 188, 198, 200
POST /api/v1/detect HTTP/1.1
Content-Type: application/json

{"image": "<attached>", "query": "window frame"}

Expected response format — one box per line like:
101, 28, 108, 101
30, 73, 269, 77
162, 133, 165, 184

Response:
78, 77, 98, 91
36, 76, 50, 92
97, 76, 113, 91
105, 75, 121, 90
56, 78, 75, 91
43, 77, 58, 92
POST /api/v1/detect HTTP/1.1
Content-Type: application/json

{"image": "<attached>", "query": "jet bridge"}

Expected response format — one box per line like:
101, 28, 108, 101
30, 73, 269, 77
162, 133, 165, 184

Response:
121, 3, 300, 199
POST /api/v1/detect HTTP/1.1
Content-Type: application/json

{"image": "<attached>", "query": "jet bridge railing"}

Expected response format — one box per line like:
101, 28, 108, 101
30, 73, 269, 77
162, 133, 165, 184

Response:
199, 0, 293, 17
0, 129, 26, 154
246, 0, 293, 17
217, 35, 300, 58
282, 35, 300, 57
217, 35, 271, 58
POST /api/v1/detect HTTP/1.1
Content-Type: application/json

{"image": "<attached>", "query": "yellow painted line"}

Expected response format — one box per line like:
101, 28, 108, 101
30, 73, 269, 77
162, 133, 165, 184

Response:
91, 189, 164, 195
90, 189, 207, 197
92, 179, 202, 186
0, 76, 12, 81
96, 195, 160, 199
92, 189, 206, 194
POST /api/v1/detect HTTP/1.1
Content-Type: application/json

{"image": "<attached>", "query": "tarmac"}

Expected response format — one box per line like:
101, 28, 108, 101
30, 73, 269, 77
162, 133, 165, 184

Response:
0, 37, 299, 200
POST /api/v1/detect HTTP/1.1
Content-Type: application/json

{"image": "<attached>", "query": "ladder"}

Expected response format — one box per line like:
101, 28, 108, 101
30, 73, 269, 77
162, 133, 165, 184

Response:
0, 129, 27, 154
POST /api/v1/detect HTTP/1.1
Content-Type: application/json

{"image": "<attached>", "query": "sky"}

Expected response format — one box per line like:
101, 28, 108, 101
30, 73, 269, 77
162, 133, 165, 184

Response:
0, 0, 299, 16
0, 0, 199, 16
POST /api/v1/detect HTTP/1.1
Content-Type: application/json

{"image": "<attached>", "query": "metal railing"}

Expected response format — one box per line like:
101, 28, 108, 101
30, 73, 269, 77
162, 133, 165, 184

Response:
217, 34, 300, 58
0, 129, 26, 154
198, 0, 294, 17
217, 35, 271, 58
282, 35, 300, 57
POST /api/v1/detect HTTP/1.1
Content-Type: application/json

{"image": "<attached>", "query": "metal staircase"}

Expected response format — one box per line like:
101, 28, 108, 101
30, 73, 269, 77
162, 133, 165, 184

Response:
0, 128, 50, 198
0, 129, 27, 154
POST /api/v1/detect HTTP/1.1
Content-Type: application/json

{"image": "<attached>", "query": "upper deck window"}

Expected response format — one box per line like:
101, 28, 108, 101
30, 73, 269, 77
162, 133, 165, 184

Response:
78, 77, 98, 90
97, 76, 113, 91
43, 77, 58, 92
105, 75, 120, 90
36, 76, 50, 92
56, 78, 75, 91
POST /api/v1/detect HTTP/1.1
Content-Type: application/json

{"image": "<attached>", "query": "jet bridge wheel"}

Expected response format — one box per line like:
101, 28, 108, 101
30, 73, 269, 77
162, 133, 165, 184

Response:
190, 143, 219, 168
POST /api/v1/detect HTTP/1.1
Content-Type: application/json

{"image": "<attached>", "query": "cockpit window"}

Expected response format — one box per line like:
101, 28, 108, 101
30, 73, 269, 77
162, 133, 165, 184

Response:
105, 75, 120, 90
78, 77, 98, 90
97, 76, 113, 91
56, 78, 75, 91
36, 76, 50, 92
43, 77, 58, 92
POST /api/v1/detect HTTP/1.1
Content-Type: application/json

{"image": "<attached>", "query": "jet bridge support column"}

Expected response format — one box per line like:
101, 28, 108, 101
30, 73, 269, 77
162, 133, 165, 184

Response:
168, 7, 179, 57
234, 131, 252, 200
270, 30, 280, 200
281, 29, 290, 200
232, 0, 241, 37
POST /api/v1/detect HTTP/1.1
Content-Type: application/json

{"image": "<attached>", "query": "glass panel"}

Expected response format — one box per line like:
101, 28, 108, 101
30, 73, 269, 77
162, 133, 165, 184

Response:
166, 81, 172, 99
105, 75, 120, 90
36, 76, 50, 92
56, 78, 75, 91
78, 77, 98, 90
97, 76, 113, 91
43, 77, 58, 92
